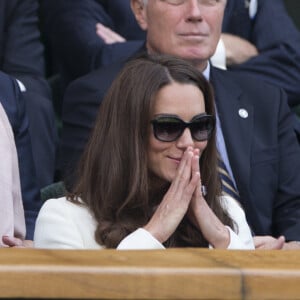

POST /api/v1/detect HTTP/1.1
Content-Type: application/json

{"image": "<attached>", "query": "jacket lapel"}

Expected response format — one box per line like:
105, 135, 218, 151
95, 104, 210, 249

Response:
210, 67, 253, 208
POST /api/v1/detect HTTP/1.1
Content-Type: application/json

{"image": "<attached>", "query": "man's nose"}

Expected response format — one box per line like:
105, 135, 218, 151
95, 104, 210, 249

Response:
186, 0, 203, 21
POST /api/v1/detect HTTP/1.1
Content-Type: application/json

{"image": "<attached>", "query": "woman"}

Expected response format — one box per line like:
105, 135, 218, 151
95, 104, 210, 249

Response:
34, 53, 254, 249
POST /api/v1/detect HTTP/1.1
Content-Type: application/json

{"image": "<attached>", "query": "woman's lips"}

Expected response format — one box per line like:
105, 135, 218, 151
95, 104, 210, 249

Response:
168, 156, 182, 164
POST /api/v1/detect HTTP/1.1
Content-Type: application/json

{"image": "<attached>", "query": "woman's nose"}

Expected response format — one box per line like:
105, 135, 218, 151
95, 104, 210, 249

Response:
176, 128, 194, 148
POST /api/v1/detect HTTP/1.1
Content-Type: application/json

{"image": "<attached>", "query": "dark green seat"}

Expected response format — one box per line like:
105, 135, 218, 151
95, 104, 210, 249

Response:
294, 104, 300, 118
40, 181, 66, 202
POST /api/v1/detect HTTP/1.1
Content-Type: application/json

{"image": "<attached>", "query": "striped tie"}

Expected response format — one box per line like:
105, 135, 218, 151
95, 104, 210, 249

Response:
218, 155, 240, 202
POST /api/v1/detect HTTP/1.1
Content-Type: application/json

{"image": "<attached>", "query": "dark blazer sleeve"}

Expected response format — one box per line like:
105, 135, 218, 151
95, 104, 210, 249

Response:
0, 71, 41, 240
40, 0, 145, 82
1, 0, 50, 98
223, 0, 300, 107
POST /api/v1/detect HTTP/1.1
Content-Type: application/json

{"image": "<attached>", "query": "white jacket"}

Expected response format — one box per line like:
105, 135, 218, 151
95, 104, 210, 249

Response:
34, 195, 254, 250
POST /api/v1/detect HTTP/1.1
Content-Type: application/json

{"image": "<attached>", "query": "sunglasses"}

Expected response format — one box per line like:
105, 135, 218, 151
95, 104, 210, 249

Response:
151, 114, 215, 142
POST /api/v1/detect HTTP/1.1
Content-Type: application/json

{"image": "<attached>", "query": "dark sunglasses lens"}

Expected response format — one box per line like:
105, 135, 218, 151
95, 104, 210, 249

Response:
191, 117, 214, 141
154, 120, 183, 141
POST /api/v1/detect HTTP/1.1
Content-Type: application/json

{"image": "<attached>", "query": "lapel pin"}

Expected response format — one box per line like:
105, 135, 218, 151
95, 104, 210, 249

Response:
239, 108, 248, 119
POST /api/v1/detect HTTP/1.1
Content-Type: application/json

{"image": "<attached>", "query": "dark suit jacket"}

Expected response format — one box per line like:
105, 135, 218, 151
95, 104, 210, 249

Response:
42, 0, 300, 107
0, 0, 57, 189
210, 67, 300, 240
60, 52, 300, 241
0, 71, 41, 239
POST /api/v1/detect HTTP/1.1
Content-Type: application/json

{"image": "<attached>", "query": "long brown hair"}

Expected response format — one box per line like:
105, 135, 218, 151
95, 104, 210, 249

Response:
69, 53, 233, 248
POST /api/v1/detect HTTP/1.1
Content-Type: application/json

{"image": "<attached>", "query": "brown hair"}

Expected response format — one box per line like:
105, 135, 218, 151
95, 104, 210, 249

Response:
69, 53, 233, 248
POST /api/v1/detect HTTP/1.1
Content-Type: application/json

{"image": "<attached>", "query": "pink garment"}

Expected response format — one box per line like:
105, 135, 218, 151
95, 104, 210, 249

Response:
0, 103, 25, 245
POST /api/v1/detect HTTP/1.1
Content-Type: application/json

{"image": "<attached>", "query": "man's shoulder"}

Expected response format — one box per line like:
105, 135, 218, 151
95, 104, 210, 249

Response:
72, 59, 125, 85
65, 49, 146, 96
212, 66, 283, 95
64, 60, 126, 102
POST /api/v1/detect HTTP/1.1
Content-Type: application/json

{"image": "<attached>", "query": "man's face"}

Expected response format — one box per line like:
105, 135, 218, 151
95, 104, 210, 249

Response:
132, 0, 226, 70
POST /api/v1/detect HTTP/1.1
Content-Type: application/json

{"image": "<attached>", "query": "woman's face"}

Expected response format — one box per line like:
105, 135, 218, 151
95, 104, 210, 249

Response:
148, 81, 208, 182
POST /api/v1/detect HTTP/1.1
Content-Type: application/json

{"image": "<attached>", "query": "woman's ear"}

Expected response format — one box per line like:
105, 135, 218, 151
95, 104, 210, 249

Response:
131, 0, 148, 31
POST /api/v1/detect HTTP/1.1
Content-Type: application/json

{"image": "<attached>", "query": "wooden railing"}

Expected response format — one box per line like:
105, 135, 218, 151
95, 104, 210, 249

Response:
0, 248, 299, 299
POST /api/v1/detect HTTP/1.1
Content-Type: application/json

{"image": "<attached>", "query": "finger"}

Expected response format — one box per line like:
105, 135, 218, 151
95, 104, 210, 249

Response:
253, 236, 266, 248
191, 152, 207, 200
254, 235, 285, 250
167, 148, 196, 206
2, 236, 23, 247
191, 151, 200, 175
191, 155, 202, 196
96, 23, 125, 43
172, 147, 193, 187
109, 30, 126, 42
276, 236, 286, 249
96, 23, 114, 42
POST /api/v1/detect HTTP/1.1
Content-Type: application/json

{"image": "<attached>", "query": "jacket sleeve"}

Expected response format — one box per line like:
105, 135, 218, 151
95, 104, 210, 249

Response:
2, 0, 50, 97
221, 196, 255, 250
117, 228, 165, 250
34, 197, 105, 249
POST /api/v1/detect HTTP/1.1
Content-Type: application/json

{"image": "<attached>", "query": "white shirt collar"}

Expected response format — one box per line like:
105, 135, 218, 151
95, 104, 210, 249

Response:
202, 62, 210, 80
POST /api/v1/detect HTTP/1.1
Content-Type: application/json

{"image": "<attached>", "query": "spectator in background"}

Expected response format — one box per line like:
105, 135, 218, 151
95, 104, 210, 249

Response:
1, 0, 57, 189
41, 0, 300, 109
213, 0, 300, 108
0, 102, 25, 246
40, 0, 145, 86
0, 71, 41, 241
59, 0, 300, 249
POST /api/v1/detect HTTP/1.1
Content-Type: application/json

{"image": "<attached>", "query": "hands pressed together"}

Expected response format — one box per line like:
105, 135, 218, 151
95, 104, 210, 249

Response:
143, 146, 230, 248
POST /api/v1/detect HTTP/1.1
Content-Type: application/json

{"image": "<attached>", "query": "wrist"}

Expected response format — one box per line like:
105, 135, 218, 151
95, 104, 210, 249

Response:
210, 225, 230, 249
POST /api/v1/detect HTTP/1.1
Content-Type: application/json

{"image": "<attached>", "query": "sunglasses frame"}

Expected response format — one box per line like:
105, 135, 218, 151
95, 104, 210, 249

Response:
151, 114, 215, 142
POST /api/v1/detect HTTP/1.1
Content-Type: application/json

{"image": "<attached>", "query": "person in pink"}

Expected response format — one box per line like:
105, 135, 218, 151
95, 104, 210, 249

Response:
0, 103, 25, 246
